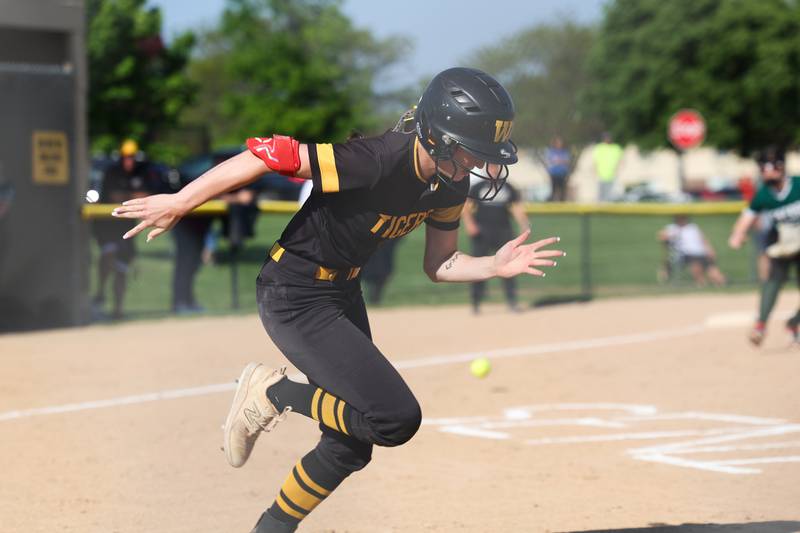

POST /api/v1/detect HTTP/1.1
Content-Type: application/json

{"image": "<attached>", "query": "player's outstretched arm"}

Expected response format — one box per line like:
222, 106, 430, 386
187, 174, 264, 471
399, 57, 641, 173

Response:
728, 210, 756, 249
423, 226, 564, 282
112, 148, 308, 242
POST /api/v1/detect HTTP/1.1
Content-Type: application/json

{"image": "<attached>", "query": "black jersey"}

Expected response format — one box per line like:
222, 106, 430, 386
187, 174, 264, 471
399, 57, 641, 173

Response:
470, 181, 520, 233
278, 131, 467, 268
100, 161, 162, 202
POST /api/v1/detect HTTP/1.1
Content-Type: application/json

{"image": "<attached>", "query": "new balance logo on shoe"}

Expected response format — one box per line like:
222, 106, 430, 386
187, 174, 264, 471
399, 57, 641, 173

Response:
244, 402, 263, 429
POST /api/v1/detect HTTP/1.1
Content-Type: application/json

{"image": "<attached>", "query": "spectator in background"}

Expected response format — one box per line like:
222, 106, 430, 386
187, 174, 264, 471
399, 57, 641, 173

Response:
462, 175, 531, 313
545, 136, 572, 202
729, 149, 800, 346
203, 177, 264, 265
658, 214, 726, 287
172, 218, 212, 314
92, 139, 162, 319
220, 185, 261, 249
171, 151, 227, 315
0, 171, 13, 286
173, 147, 273, 314
360, 239, 400, 306
593, 132, 623, 201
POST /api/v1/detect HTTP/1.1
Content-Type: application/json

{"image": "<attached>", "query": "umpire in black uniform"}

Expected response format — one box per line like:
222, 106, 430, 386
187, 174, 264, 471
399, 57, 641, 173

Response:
462, 179, 530, 313
92, 140, 163, 319
112, 68, 565, 532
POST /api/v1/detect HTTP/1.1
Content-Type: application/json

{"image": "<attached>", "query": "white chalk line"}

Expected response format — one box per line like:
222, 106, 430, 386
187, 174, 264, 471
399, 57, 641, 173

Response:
615, 412, 786, 426
524, 427, 746, 446
666, 440, 800, 454
0, 382, 237, 422
427, 403, 800, 474
0, 324, 705, 424
633, 453, 758, 474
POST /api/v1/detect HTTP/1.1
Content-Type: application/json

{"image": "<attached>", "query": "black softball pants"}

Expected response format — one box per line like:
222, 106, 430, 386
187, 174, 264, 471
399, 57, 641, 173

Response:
256, 259, 422, 477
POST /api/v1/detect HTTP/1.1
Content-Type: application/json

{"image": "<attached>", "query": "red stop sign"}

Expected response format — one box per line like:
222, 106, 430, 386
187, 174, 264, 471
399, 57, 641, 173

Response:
668, 109, 706, 150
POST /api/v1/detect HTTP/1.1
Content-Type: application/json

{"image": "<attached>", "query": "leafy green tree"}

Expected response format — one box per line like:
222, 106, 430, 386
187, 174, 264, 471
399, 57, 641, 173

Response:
587, 0, 800, 153
87, 0, 196, 154
472, 21, 601, 149
182, 0, 411, 146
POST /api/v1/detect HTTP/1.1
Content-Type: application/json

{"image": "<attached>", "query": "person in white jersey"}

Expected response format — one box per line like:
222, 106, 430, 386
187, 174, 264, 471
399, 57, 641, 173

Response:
658, 214, 726, 287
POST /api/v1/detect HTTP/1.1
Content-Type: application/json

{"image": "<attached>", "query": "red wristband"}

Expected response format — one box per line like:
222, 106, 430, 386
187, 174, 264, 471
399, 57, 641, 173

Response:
246, 135, 301, 176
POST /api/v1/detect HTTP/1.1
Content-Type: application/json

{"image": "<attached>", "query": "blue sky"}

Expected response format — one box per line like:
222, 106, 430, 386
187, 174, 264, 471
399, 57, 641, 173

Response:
152, 0, 606, 84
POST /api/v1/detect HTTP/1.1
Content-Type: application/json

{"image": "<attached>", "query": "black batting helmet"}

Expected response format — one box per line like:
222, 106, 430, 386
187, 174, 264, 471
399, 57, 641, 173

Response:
414, 67, 517, 199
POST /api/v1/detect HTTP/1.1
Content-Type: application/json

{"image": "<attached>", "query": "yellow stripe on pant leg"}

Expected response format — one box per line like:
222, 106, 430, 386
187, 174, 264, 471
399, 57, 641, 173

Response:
336, 398, 349, 435
310, 388, 323, 421
276, 493, 306, 521
281, 469, 323, 512
296, 462, 331, 496
320, 392, 338, 429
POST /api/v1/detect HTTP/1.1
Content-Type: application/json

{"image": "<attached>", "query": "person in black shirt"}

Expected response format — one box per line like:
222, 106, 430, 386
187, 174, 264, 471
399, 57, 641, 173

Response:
462, 179, 530, 313
92, 140, 161, 319
112, 68, 565, 533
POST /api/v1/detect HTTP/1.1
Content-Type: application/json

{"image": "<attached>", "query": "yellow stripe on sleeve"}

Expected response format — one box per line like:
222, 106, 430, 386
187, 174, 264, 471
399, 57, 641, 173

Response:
316, 144, 340, 193
296, 462, 332, 496
430, 204, 464, 223
310, 388, 323, 421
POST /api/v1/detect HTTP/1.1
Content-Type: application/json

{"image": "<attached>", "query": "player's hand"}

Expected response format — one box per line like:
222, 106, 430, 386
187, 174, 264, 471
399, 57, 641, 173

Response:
728, 233, 745, 249
494, 229, 565, 278
111, 194, 187, 242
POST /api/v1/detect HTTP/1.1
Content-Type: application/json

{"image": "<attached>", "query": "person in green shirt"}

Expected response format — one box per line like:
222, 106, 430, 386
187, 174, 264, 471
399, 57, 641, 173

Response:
729, 150, 800, 346
592, 132, 623, 201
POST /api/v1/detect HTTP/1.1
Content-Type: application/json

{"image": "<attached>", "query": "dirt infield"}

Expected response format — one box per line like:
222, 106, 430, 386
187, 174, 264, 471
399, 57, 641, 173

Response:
1, 292, 799, 533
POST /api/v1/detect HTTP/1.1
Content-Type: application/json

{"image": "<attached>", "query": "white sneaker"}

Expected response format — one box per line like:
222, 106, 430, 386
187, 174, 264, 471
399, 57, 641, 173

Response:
223, 363, 290, 468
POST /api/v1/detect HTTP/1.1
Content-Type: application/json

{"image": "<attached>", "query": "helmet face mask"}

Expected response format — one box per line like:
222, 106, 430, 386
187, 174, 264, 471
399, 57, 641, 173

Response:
415, 67, 518, 201
428, 149, 511, 201
469, 161, 510, 201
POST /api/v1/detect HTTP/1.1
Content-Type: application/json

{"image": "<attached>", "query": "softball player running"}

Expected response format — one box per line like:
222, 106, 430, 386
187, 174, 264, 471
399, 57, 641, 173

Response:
729, 149, 800, 345
113, 67, 565, 532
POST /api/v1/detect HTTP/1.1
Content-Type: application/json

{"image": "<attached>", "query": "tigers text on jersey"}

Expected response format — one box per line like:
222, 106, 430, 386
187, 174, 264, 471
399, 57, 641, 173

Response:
275, 131, 468, 269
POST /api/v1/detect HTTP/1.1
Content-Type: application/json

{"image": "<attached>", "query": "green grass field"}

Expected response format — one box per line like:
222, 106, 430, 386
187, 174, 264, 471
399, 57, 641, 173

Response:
94, 211, 759, 320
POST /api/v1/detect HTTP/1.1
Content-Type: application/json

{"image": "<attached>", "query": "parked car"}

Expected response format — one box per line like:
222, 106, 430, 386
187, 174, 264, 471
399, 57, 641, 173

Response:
619, 182, 693, 203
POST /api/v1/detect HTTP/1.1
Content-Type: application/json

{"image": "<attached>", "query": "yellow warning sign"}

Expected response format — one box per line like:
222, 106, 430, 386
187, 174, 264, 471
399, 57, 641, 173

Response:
32, 131, 69, 185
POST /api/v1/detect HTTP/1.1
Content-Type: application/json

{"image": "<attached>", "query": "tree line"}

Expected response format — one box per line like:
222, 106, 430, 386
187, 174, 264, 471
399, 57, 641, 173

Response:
88, 0, 800, 163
